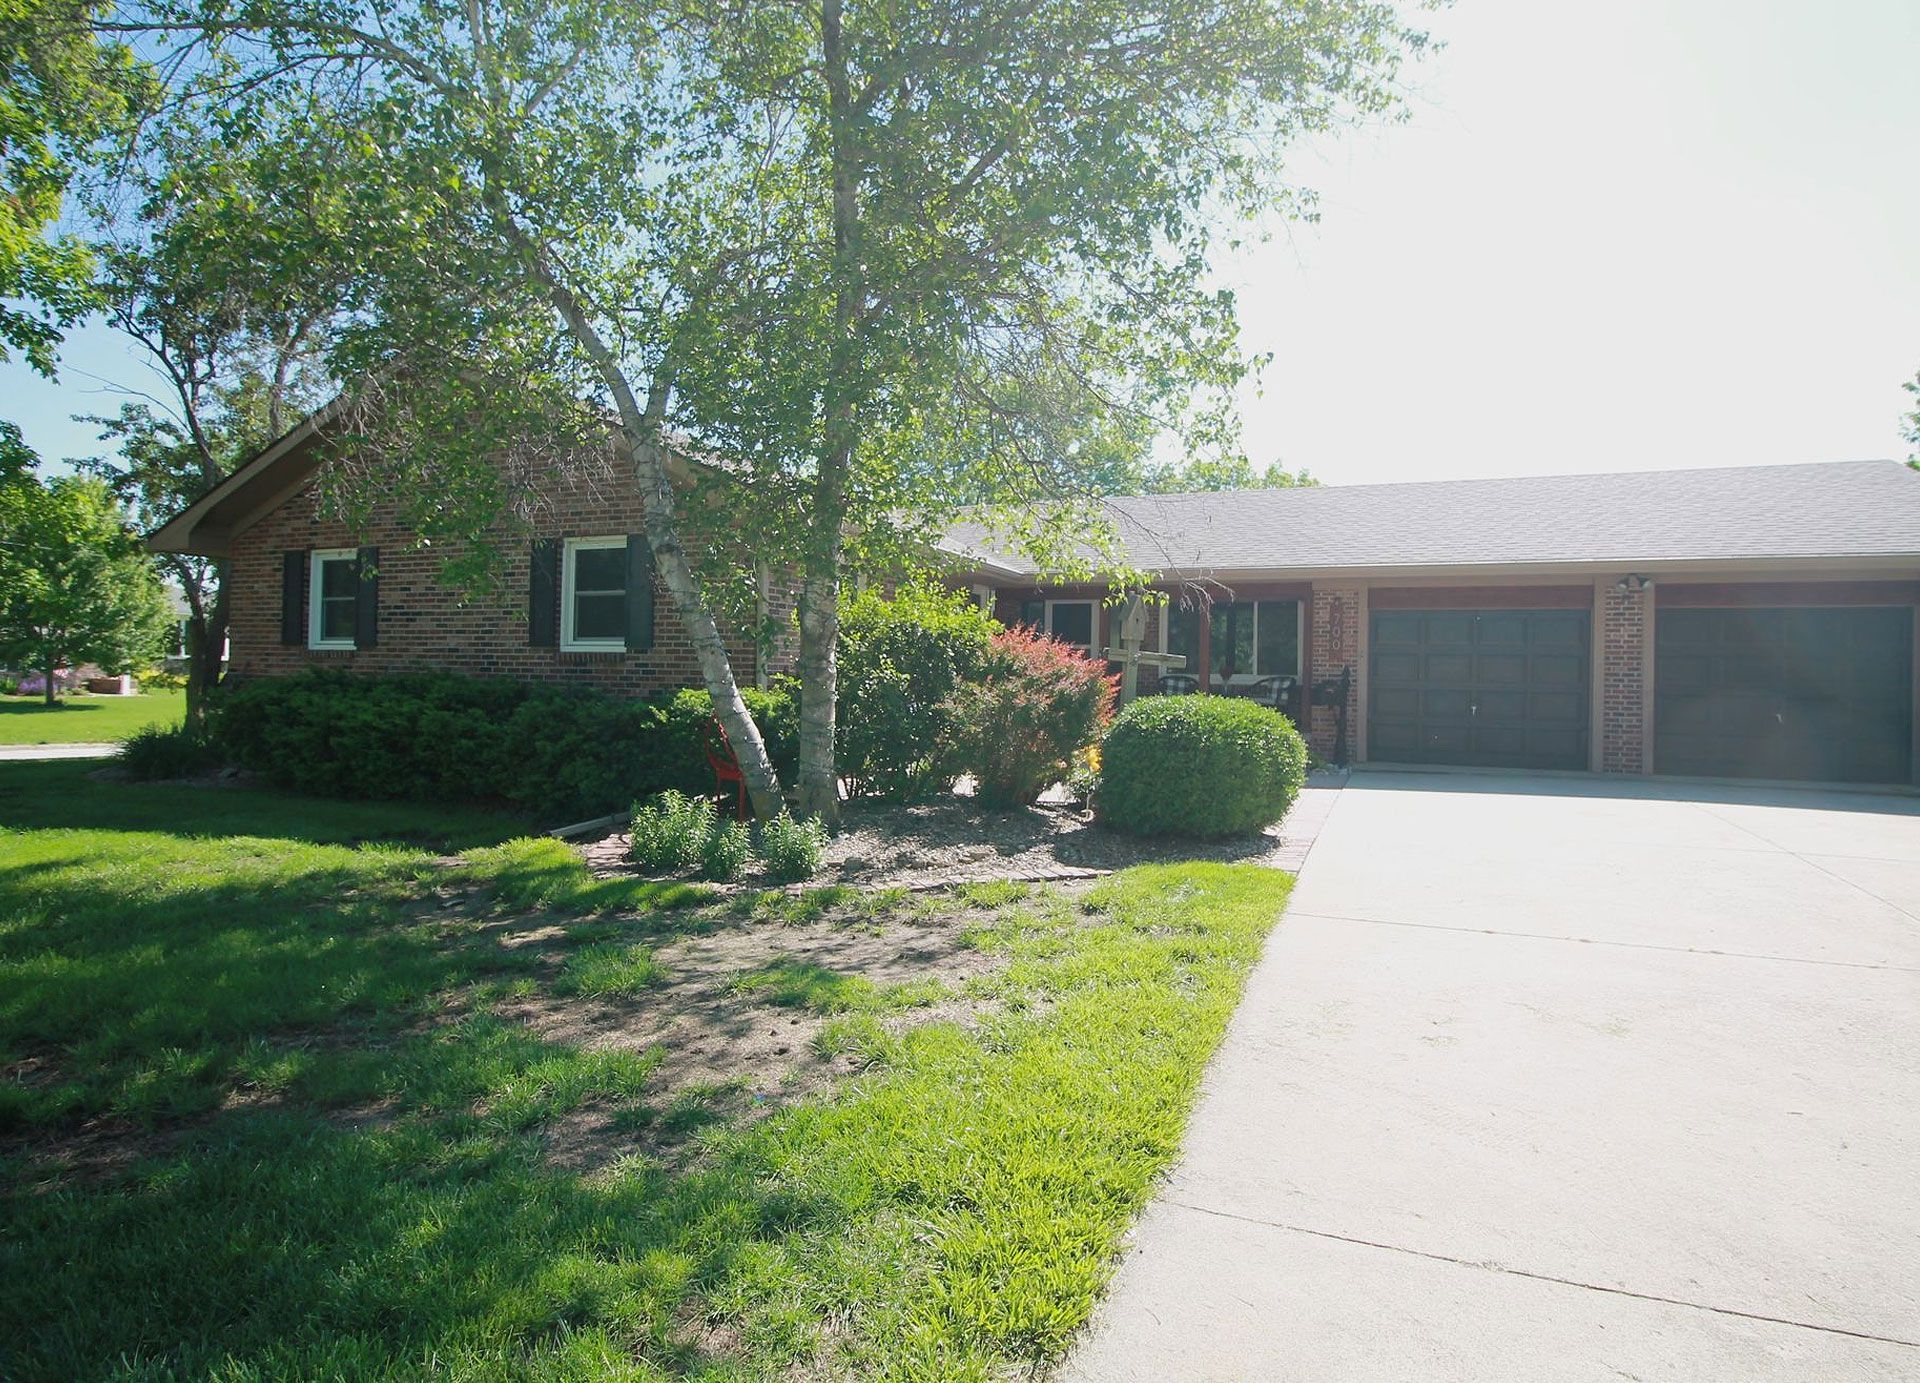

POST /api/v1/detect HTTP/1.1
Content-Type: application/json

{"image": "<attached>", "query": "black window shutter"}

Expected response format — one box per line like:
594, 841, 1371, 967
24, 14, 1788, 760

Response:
354, 546, 379, 649
625, 534, 655, 652
280, 550, 307, 645
529, 538, 559, 646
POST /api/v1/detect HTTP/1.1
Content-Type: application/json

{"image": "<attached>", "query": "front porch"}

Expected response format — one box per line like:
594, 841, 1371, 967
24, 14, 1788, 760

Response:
987, 582, 1360, 765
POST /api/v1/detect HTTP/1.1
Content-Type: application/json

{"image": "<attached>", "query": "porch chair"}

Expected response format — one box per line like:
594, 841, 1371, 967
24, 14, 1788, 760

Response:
702, 718, 751, 822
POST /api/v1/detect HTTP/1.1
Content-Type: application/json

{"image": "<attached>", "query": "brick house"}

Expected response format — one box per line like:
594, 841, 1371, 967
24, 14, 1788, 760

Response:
155, 419, 1920, 787
148, 409, 796, 698
939, 460, 1920, 785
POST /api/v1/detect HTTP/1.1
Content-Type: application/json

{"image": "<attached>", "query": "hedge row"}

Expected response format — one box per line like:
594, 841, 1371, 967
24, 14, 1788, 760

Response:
214, 670, 796, 822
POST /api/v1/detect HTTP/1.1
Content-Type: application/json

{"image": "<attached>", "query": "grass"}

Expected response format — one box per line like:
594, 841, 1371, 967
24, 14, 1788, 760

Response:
0, 689, 185, 744
0, 760, 1293, 1380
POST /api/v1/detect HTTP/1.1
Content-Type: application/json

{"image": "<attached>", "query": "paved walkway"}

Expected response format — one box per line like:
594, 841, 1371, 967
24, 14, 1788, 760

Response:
1065, 769, 1920, 1382
0, 742, 120, 761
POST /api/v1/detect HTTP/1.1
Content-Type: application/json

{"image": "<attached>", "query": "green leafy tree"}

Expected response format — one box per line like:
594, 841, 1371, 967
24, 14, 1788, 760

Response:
0, 419, 33, 483
1138, 456, 1318, 493
0, 469, 173, 704
104, 0, 1422, 820
77, 106, 341, 725
1903, 371, 1918, 470
0, 0, 147, 373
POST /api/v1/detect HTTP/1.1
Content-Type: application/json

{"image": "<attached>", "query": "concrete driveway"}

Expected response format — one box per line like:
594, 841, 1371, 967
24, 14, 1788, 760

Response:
1065, 770, 1920, 1382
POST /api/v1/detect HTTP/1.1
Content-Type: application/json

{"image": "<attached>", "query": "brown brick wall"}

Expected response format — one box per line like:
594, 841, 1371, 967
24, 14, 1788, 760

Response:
228, 483, 774, 696
1308, 585, 1361, 761
1600, 582, 1649, 774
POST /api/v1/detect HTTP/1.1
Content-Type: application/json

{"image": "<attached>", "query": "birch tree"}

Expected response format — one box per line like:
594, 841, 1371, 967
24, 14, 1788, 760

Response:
98, 0, 1424, 820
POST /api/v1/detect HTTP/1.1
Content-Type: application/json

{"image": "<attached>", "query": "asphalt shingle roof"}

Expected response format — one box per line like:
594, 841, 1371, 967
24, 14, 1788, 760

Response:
941, 459, 1920, 576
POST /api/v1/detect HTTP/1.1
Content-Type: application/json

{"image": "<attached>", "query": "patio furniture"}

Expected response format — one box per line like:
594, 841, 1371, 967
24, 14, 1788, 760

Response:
1158, 672, 1200, 695
1245, 674, 1299, 710
702, 718, 751, 821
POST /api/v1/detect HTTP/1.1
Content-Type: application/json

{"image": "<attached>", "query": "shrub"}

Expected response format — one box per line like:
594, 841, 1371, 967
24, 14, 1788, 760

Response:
946, 626, 1116, 807
212, 671, 796, 821
118, 723, 221, 781
698, 817, 753, 882
629, 791, 720, 873
759, 811, 828, 881
139, 666, 189, 691
835, 584, 998, 800
1097, 695, 1308, 837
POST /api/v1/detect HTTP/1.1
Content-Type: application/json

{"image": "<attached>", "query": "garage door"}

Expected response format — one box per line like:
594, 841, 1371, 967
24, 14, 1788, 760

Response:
1655, 607, 1913, 783
1369, 609, 1590, 770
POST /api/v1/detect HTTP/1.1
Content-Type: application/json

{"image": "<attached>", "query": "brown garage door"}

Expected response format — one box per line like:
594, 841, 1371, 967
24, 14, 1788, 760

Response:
1369, 609, 1591, 770
1655, 606, 1913, 783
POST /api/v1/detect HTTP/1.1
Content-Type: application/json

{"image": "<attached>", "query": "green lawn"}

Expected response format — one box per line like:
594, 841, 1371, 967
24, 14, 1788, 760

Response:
0, 690, 185, 744
0, 761, 1291, 1380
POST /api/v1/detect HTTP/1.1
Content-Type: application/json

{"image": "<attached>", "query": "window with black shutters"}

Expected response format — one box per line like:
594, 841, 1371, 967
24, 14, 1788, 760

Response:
308, 549, 359, 650
563, 537, 629, 650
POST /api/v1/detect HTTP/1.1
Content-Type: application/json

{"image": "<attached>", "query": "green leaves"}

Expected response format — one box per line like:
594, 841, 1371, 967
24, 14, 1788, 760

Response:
0, 467, 175, 683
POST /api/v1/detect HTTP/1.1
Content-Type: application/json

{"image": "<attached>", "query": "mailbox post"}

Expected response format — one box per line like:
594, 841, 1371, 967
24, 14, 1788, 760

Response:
1104, 595, 1187, 704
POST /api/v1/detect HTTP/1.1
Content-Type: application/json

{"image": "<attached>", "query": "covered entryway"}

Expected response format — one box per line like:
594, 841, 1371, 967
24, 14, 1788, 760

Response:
1655, 606, 1914, 783
1368, 608, 1590, 770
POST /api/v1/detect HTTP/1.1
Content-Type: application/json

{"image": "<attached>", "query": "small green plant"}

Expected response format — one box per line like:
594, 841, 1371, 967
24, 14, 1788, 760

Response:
629, 790, 719, 873
698, 816, 753, 881
118, 722, 220, 781
759, 811, 828, 881
1097, 694, 1308, 837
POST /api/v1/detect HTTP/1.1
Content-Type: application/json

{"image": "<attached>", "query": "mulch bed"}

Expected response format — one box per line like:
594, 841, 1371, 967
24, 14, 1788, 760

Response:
580, 791, 1314, 892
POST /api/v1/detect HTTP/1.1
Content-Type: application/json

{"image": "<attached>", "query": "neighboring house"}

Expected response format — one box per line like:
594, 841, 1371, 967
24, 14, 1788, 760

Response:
940, 460, 1920, 785
147, 411, 795, 698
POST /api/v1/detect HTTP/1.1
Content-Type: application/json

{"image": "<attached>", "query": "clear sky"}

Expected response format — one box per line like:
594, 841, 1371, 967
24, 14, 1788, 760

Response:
4, 0, 1917, 485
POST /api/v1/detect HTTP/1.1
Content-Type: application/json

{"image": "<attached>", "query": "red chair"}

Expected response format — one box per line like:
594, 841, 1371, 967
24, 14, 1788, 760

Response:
702, 718, 750, 821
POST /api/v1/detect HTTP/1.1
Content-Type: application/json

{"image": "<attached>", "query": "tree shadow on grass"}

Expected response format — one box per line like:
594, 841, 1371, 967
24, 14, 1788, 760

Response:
0, 760, 530, 850
1, 1089, 846, 1379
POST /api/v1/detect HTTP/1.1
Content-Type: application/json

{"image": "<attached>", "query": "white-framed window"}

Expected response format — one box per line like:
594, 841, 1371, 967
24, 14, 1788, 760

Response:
562, 536, 628, 651
1163, 599, 1302, 685
308, 549, 359, 650
1043, 599, 1097, 657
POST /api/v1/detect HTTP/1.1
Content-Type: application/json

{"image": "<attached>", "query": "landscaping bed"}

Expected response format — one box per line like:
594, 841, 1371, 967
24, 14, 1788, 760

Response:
581, 789, 1326, 892
0, 760, 1294, 1380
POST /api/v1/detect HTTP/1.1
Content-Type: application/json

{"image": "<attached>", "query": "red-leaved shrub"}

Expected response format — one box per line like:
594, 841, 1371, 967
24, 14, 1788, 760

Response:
946, 626, 1117, 806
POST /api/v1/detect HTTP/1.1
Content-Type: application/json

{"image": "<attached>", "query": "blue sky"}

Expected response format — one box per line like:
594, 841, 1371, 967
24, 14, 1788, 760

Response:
6, 0, 1917, 486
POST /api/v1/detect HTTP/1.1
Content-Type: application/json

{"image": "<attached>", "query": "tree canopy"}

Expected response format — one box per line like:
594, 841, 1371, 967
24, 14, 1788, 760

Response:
98, 0, 1426, 815
1903, 370, 1918, 469
76, 103, 340, 721
0, 0, 148, 373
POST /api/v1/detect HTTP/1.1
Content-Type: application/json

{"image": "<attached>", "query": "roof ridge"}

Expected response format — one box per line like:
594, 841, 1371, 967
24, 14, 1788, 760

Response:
1110, 457, 1906, 504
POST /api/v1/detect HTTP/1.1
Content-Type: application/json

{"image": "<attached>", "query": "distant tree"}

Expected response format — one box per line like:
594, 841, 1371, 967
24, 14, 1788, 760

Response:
0, 0, 147, 373
1903, 370, 1918, 470
0, 469, 172, 704
1138, 456, 1318, 494
0, 420, 33, 483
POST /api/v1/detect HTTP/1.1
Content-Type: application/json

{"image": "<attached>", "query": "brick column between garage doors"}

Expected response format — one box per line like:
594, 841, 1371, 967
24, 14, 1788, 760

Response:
1309, 585, 1363, 762
1600, 582, 1651, 774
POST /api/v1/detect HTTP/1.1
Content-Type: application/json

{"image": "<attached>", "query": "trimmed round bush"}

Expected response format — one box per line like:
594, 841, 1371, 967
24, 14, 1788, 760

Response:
1097, 696, 1307, 837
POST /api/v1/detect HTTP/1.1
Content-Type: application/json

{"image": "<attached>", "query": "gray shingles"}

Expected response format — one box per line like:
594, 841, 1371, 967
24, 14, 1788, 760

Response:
942, 459, 1920, 575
